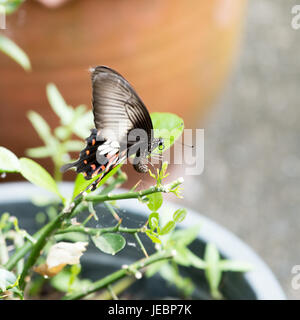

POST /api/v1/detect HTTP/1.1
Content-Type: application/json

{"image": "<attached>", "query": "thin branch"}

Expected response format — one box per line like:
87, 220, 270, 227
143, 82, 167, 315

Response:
62, 250, 175, 300
56, 224, 143, 236
134, 233, 149, 258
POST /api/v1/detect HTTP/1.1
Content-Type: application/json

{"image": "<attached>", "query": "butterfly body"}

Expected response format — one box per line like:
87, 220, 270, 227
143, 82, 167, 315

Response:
61, 66, 164, 191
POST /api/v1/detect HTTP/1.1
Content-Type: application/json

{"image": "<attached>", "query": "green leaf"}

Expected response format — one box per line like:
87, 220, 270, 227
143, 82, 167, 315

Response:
185, 249, 206, 269
26, 146, 52, 158
64, 140, 85, 152
27, 111, 56, 146
92, 233, 126, 255
145, 260, 168, 278
0, 34, 31, 71
46, 83, 73, 125
51, 270, 91, 293
204, 243, 222, 299
71, 164, 123, 199
160, 220, 176, 235
0, 267, 17, 291
173, 246, 192, 267
148, 212, 159, 231
0, 146, 20, 172
170, 226, 200, 247
159, 263, 194, 298
19, 157, 62, 199
219, 260, 253, 272
150, 112, 184, 152
72, 111, 94, 139
72, 173, 101, 200
54, 126, 69, 140
1, 0, 24, 14
145, 231, 161, 244
147, 192, 163, 211
173, 208, 187, 223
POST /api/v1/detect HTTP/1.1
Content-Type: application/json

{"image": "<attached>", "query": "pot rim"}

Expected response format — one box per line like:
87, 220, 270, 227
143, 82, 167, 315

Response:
0, 181, 286, 300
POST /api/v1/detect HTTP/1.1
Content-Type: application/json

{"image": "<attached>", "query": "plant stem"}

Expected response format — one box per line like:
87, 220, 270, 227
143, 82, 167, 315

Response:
134, 233, 149, 258
84, 178, 183, 204
55, 224, 143, 236
62, 250, 174, 300
18, 212, 65, 290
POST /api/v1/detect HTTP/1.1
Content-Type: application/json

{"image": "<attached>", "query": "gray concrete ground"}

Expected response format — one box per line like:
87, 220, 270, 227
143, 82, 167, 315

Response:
184, 0, 300, 300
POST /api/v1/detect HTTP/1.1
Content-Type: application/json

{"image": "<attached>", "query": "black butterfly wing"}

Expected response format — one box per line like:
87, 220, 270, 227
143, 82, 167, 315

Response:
91, 66, 153, 146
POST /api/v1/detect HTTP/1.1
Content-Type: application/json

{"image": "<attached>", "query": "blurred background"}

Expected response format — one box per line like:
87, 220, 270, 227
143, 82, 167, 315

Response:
0, 0, 299, 299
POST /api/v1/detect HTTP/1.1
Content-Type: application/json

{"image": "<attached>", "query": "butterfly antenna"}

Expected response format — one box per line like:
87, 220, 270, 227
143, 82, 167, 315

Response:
181, 142, 194, 148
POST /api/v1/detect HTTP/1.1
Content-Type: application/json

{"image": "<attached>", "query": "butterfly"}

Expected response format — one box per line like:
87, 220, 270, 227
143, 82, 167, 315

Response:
61, 66, 164, 194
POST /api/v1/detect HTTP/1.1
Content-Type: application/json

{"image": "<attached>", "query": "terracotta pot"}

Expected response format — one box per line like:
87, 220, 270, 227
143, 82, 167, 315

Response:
0, 0, 246, 180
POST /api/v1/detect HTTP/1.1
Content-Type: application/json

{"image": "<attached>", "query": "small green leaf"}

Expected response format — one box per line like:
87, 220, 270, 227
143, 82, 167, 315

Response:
92, 233, 126, 255
19, 157, 62, 199
173, 247, 192, 267
64, 140, 85, 152
54, 126, 69, 140
147, 192, 163, 211
71, 164, 123, 199
219, 260, 253, 272
160, 221, 176, 235
0, 34, 31, 71
27, 111, 56, 147
151, 112, 184, 152
0, 146, 20, 172
185, 249, 206, 269
72, 111, 94, 139
148, 212, 159, 231
26, 146, 52, 158
145, 261, 168, 278
72, 173, 100, 199
170, 226, 200, 246
51, 270, 91, 293
46, 83, 73, 125
173, 208, 187, 223
0, 267, 17, 291
204, 243, 222, 299
145, 231, 161, 244
159, 263, 194, 298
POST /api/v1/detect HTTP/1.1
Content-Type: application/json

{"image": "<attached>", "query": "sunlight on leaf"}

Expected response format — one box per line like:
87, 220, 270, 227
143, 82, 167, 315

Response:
147, 192, 163, 212
0, 146, 20, 173
72, 173, 101, 200
19, 157, 63, 200
151, 112, 184, 152
46, 83, 73, 125
0, 267, 16, 291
